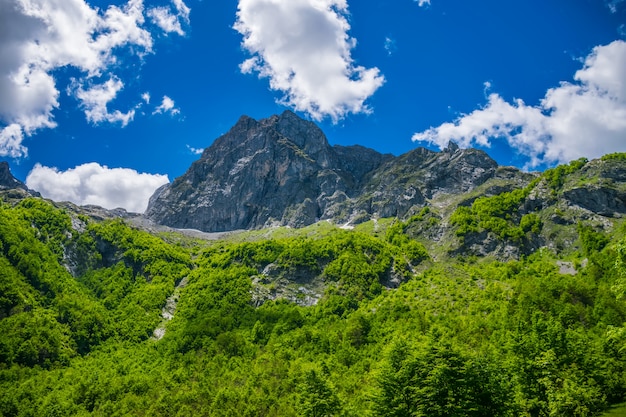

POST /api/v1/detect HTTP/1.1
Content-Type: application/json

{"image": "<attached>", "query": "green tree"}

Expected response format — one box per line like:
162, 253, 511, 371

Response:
373, 339, 510, 417
296, 369, 341, 417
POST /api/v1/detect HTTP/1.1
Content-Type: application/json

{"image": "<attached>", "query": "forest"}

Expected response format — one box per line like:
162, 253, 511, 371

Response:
1, 158, 626, 416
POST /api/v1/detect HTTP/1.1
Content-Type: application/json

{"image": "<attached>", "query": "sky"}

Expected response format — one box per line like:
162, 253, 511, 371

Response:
1, 0, 625, 212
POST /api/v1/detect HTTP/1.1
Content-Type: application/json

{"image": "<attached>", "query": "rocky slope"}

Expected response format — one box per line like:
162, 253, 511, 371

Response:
146, 111, 515, 231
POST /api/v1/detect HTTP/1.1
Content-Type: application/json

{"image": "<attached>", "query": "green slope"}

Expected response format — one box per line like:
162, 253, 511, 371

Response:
1, 155, 626, 416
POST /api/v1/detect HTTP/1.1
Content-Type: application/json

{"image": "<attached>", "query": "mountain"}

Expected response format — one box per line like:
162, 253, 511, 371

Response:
1, 120, 626, 416
0, 161, 39, 199
0, 162, 27, 192
144, 111, 626, 263
146, 111, 519, 231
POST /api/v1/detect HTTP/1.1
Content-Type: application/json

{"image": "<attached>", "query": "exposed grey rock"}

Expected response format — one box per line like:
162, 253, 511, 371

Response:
146, 111, 506, 232
152, 276, 189, 340
0, 162, 25, 190
146, 111, 357, 231
0, 161, 39, 197
557, 261, 577, 275
563, 186, 626, 216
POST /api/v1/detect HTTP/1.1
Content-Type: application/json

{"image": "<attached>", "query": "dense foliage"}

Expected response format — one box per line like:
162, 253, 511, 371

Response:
0, 195, 625, 416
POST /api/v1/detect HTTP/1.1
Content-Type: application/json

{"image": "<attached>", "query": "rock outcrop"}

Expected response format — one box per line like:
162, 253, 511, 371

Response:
0, 162, 28, 192
146, 111, 506, 232
0, 161, 40, 199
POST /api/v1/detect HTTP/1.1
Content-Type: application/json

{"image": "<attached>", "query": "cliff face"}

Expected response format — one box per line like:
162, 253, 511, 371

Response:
0, 162, 40, 200
0, 162, 28, 192
146, 111, 507, 232
147, 112, 352, 231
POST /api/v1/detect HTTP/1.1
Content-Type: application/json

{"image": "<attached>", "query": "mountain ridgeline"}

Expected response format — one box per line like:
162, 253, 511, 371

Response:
146, 110, 512, 231
146, 110, 626, 261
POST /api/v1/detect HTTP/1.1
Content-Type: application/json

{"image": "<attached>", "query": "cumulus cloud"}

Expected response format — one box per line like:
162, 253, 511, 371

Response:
74, 78, 136, 126
26, 163, 169, 213
0, 124, 28, 158
153, 96, 180, 115
234, 0, 385, 122
415, 0, 431, 6
149, 7, 181, 34
412, 40, 626, 167
0, 0, 189, 157
148, 0, 191, 36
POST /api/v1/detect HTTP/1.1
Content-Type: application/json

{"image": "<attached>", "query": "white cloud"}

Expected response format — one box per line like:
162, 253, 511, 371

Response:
153, 96, 180, 115
234, 0, 385, 122
148, 0, 191, 36
142, 92, 151, 104
173, 0, 191, 19
149, 7, 182, 35
415, 0, 431, 6
384, 36, 397, 56
148, 8, 181, 36
0, 124, 28, 158
26, 163, 169, 213
74, 78, 136, 126
186, 144, 204, 155
0, 0, 188, 157
412, 40, 626, 167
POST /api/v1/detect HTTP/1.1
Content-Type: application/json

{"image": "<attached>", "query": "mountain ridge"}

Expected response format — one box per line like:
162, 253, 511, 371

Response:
146, 110, 515, 232
2, 112, 625, 263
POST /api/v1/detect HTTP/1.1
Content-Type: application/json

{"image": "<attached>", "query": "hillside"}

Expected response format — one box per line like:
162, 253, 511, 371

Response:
1, 146, 626, 415
1, 115, 626, 415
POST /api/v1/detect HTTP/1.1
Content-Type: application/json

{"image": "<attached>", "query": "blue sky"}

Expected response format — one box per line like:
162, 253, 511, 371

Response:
1, 0, 625, 212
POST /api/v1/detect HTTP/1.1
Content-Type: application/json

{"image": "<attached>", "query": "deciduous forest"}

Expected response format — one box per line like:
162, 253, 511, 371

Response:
1, 158, 626, 416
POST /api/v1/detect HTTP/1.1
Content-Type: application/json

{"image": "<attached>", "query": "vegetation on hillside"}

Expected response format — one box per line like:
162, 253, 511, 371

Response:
1, 154, 626, 416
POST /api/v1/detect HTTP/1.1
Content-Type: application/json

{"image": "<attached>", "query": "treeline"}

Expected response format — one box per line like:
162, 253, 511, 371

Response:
0, 197, 625, 416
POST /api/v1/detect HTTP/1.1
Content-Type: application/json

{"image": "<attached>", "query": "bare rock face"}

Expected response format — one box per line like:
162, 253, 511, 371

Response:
146, 111, 504, 232
563, 186, 626, 216
352, 143, 500, 219
0, 162, 40, 199
146, 111, 356, 231
0, 162, 28, 191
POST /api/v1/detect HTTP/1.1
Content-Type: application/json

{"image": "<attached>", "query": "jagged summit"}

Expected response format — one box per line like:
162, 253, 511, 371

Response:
0, 161, 40, 198
445, 140, 460, 153
0, 162, 27, 191
202, 111, 336, 169
146, 112, 509, 232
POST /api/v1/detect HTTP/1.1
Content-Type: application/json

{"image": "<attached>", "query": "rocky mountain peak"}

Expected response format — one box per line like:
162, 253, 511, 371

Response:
243, 110, 335, 168
274, 111, 324, 147
146, 112, 509, 232
445, 140, 460, 153
0, 162, 28, 192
